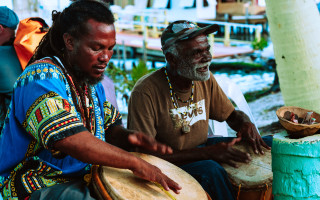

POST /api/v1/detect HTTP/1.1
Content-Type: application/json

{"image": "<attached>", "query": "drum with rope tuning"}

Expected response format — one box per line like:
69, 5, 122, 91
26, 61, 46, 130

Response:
91, 152, 211, 200
222, 143, 273, 200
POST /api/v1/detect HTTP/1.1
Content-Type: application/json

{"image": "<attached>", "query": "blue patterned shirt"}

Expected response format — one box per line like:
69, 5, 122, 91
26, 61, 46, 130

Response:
0, 57, 122, 199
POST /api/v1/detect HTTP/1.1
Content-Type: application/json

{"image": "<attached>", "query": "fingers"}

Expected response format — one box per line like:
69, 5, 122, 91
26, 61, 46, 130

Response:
250, 135, 271, 155
159, 175, 182, 194
224, 159, 238, 168
249, 137, 259, 154
260, 138, 271, 150
128, 133, 173, 154
228, 148, 251, 163
134, 161, 181, 194
228, 137, 242, 146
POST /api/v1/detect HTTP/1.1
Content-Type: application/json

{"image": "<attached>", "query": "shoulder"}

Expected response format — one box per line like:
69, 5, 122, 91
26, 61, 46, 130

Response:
133, 68, 165, 91
21, 58, 64, 79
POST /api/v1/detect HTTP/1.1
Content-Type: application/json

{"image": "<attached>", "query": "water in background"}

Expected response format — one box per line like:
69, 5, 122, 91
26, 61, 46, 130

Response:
109, 59, 275, 116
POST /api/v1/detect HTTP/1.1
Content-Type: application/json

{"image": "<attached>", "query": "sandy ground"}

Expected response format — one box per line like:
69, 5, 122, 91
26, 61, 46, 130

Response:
249, 91, 284, 128
248, 91, 285, 135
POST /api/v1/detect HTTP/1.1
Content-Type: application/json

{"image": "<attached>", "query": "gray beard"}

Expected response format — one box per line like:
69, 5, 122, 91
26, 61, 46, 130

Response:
176, 59, 211, 81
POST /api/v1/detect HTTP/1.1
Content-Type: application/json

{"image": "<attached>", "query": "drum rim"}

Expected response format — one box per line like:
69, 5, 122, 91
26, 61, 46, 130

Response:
230, 179, 273, 191
92, 153, 210, 200
92, 165, 113, 200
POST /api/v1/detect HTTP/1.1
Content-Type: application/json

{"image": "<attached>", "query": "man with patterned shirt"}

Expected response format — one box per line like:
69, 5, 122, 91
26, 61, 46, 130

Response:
127, 20, 272, 200
0, 1, 181, 199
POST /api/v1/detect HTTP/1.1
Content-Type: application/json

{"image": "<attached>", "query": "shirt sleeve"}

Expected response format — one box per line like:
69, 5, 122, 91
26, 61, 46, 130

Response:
209, 74, 235, 122
103, 101, 122, 131
14, 63, 86, 149
127, 90, 157, 138
93, 82, 123, 132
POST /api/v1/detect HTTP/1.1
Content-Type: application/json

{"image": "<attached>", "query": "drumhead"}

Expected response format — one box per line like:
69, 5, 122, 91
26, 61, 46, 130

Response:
222, 143, 273, 190
96, 152, 208, 200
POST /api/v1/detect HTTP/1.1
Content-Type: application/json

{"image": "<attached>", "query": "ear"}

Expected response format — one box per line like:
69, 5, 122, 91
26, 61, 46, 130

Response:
0, 25, 4, 34
165, 52, 177, 65
63, 33, 74, 51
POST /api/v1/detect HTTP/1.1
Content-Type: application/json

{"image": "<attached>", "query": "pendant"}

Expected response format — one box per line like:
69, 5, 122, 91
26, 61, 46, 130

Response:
181, 121, 190, 134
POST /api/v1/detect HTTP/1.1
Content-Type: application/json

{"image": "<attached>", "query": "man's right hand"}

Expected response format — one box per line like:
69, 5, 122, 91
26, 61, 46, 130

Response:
131, 158, 182, 194
128, 132, 173, 154
205, 137, 251, 168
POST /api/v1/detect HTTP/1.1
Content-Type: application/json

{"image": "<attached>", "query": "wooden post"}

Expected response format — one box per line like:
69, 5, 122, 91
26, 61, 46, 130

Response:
152, 16, 158, 38
122, 40, 127, 71
208, 34, 215, 58
116, 44, 121, 68
135, 14, 144, 32
224, 24, 230, 46
255, 26, 261, 42
142, 21, 148, 63
164, 10, 168, 26
114, 13, 120, 33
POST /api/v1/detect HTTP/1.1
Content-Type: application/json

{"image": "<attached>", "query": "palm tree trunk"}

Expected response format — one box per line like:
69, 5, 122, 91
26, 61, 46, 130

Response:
266, 0, 320, 113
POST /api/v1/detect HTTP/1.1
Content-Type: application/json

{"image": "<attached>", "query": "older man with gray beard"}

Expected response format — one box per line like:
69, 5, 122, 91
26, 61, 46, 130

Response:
127, 20, 271, 200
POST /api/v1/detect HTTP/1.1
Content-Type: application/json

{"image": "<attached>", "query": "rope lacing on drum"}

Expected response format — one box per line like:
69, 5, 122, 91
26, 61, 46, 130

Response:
236, 184, 241, 200
263, 183, 269, 200
236, 183, 269, 200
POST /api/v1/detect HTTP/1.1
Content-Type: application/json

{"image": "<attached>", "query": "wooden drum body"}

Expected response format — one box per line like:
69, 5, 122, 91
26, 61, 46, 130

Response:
92, 152, 210, 200
222, 143, 273, 200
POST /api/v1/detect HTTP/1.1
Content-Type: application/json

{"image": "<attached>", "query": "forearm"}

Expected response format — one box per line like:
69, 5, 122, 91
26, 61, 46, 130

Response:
137, 146, 210, 166
106, 125, 135, 151
54, 131, 139, 170
226, 110, 252, 132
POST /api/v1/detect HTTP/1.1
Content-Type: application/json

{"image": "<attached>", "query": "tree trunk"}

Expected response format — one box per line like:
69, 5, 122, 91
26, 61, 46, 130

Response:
266, 0, 320, 113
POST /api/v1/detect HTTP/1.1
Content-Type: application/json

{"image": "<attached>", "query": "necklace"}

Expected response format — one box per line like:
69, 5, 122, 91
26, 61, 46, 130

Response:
164, 67, 194, 134
52, 56, 95, 133
66, 74, 95, 133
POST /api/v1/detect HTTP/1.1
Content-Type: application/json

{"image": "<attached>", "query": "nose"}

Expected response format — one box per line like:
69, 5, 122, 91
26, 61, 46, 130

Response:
99, 50, 113, 63
202, 50, 212, 62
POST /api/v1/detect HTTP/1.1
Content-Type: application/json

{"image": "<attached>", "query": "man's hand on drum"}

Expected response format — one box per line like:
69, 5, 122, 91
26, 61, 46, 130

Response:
237, 122, 271, 155
128, 132, 173, 154
206, 137, 251, 168
131, 158, 182, 194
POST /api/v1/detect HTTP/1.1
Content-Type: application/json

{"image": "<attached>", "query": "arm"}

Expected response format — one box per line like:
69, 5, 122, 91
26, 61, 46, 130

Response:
226, 110, 271, 154
53, 130, 181, 193
106, 125, 173, 154
136, 137, 250, 168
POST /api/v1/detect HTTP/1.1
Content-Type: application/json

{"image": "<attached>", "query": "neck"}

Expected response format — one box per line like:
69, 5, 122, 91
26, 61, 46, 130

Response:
166, 66, 192, 92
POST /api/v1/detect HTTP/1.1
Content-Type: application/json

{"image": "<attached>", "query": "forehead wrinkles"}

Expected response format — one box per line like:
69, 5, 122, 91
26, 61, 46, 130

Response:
195, 35, 208, 46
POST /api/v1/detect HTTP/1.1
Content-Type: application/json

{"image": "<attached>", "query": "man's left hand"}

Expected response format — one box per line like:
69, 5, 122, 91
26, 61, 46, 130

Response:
128, 132, 173, 154
237, 122, 271, 154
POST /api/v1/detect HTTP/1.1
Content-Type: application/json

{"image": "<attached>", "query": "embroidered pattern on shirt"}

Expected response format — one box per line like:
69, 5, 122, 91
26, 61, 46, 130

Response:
22, 91, 82, 149
103, 101, 122, 131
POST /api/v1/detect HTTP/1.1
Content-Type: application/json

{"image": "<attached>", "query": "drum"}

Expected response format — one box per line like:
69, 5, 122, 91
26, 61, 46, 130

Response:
222, 143, 273, 200
91, 152, 211, 200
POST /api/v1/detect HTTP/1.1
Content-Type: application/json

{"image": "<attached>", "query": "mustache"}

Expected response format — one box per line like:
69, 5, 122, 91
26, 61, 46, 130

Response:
195, 61, 211, 69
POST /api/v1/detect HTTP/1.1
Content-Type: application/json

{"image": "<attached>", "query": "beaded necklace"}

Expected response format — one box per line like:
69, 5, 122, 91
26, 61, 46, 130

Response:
66, 74, 95, 133
164, 67, 194, 133
164, 67, 194, 108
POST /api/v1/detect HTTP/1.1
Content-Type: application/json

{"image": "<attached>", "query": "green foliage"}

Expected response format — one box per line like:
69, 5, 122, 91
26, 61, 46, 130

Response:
251, 37, 268, 51
105, 59, 156, 102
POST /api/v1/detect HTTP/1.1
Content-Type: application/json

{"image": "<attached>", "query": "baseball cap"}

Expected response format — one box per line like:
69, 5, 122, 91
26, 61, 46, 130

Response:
161, 20, 219, 51
0, 6, 19, 30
